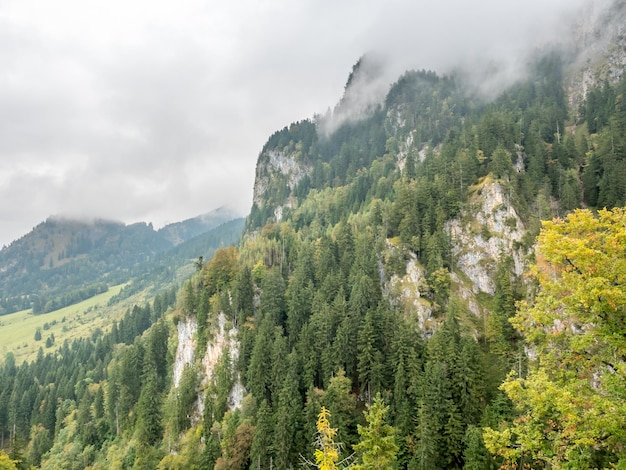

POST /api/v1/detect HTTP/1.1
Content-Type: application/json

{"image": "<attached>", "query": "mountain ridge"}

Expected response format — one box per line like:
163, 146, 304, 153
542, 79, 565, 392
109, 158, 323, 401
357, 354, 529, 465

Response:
2, 3, 626, 468
0, 207, 244, 315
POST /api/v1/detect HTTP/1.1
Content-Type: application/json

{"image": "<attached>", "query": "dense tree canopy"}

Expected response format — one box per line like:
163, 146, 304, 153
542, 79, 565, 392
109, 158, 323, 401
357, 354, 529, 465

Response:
484, 208, 626, 469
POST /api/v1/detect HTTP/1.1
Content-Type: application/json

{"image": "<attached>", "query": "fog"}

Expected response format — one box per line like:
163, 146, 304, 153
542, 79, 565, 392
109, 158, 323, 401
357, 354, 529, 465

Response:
0, 0, 614, 247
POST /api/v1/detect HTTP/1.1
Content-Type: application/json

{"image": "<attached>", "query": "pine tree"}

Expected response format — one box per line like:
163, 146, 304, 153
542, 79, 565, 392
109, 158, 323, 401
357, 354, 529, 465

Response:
356, 310, 383, 400
462, 425, 490, 470
246, 317, 274, 404
413, 403, 439, 470
286, 267, 314, 346
235, 266, 254, 327
182, 280, 197, 317
260, 267, 287, 326
273, 355, 302, 469
175, 365, 197, 434
323, 370, 357, 460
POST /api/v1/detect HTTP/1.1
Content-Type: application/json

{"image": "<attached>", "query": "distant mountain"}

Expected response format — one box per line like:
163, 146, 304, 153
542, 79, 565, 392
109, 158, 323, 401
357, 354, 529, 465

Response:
0, 209, 244, 315
159, 206, 241, 246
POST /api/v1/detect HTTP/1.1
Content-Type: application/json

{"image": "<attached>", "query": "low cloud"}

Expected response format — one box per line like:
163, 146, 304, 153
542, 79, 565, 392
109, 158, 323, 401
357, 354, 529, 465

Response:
0, 0, 616, 246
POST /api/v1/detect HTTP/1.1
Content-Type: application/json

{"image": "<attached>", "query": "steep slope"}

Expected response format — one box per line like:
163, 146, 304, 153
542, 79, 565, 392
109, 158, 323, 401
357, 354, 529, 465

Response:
177, 34, 624, 467
3, 5, 626, 468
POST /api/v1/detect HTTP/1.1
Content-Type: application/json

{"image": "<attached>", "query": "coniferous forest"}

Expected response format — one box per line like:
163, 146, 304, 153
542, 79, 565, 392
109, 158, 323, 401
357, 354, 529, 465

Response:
1, 40, 626, 470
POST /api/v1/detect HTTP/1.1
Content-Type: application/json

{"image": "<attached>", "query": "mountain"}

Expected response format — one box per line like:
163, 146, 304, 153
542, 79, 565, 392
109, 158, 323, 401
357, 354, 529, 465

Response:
158, 206, 241, 246
0, 209, 244, 315
2, 3, 626, 469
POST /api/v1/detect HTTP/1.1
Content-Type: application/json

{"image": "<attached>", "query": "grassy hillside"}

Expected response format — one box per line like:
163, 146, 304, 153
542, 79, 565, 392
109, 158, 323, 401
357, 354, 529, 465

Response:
0, 283, 146, 365
0, 214, 244, 316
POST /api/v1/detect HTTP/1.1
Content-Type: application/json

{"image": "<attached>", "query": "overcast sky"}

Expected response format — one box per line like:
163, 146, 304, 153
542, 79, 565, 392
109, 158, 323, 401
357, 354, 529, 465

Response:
0, 0, 608, 247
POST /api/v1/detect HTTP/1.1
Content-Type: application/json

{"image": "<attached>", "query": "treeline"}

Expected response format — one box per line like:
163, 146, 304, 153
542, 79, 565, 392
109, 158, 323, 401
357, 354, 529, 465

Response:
0, 221, 170, 316
32, 283, 108, 314
0, 218, 244, 316
250, 55, 578, 236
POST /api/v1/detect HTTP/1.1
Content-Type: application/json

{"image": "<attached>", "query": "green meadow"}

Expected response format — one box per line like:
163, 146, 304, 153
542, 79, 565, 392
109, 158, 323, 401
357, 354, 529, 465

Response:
0, 284, 145, 365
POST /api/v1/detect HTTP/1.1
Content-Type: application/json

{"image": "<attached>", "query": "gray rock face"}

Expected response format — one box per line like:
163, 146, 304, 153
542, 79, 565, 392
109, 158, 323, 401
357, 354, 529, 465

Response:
567, 0, 626, 110
448, 180, 527, 295
252, 149, 311, 208
173, 317, 197, 388
173, 312, 244, 424
388, 255, 433, 331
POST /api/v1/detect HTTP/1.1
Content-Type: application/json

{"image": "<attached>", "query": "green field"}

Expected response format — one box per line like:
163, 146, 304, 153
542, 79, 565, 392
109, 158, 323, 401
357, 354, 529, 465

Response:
0, 284, 146, 365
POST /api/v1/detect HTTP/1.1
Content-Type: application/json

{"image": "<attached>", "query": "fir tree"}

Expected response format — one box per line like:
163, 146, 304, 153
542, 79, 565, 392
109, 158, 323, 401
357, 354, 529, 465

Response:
352, 395, 398, 470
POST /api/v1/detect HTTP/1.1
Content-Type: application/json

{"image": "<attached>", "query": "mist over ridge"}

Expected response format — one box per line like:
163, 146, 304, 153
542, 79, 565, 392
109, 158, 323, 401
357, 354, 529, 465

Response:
0, 0, 619, 248
321, 0, 619, 132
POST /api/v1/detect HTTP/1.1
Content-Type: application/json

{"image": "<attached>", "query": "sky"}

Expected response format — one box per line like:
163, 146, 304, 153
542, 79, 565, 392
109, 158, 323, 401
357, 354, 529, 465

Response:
0, 0, 609, 247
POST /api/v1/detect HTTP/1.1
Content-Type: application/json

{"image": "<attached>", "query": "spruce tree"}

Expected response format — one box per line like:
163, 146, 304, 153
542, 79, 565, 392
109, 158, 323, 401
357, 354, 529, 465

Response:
136, 365, 162, 446
352, 395, 398, 470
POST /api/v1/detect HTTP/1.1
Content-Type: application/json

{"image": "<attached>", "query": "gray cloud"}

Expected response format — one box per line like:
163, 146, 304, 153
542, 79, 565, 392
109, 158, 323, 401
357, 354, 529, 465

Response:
0, 0, 614, 247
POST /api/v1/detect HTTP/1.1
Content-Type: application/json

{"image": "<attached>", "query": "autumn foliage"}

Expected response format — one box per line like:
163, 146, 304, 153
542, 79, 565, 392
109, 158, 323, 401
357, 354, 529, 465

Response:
485, 208, 626, 469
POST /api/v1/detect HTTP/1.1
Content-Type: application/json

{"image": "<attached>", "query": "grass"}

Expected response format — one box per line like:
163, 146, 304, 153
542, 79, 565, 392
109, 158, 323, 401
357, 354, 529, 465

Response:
0, 283, 147, 365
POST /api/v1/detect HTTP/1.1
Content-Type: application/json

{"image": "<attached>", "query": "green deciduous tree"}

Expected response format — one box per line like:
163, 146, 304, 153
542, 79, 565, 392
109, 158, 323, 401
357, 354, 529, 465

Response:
484, 208, 626, 469
204, 246, 238, 297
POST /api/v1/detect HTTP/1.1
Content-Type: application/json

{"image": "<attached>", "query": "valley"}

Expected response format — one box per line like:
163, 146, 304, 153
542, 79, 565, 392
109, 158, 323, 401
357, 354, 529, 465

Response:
1, 2, 626, 469
0, 284, 139, 366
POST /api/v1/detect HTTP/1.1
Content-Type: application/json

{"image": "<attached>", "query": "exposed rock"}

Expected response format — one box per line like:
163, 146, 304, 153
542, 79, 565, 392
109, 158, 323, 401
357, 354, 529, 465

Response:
173, 312, 244, 426
195, 313, 244, 418
201, 313, 238, 383
173, 317, 197, 388
396, 130, 418, 172
388, 254, 433, 331
274, 205, 284, 223
418, 145, 430, 163
448, 179, 527, 295
567, 0, 626, 111
252, 149, 311, 208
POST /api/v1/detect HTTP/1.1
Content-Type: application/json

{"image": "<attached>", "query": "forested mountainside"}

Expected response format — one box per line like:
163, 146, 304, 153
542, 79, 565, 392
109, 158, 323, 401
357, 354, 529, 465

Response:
158, 207, 240, 247
0, 211, 244, 316
2, 8, 626, 469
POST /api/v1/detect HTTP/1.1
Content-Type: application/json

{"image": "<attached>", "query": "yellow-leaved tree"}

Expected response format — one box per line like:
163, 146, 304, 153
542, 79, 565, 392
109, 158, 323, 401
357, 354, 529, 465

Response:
484, 208, 626, 469
0, 451, 18, 470
314, 407, 340, 470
